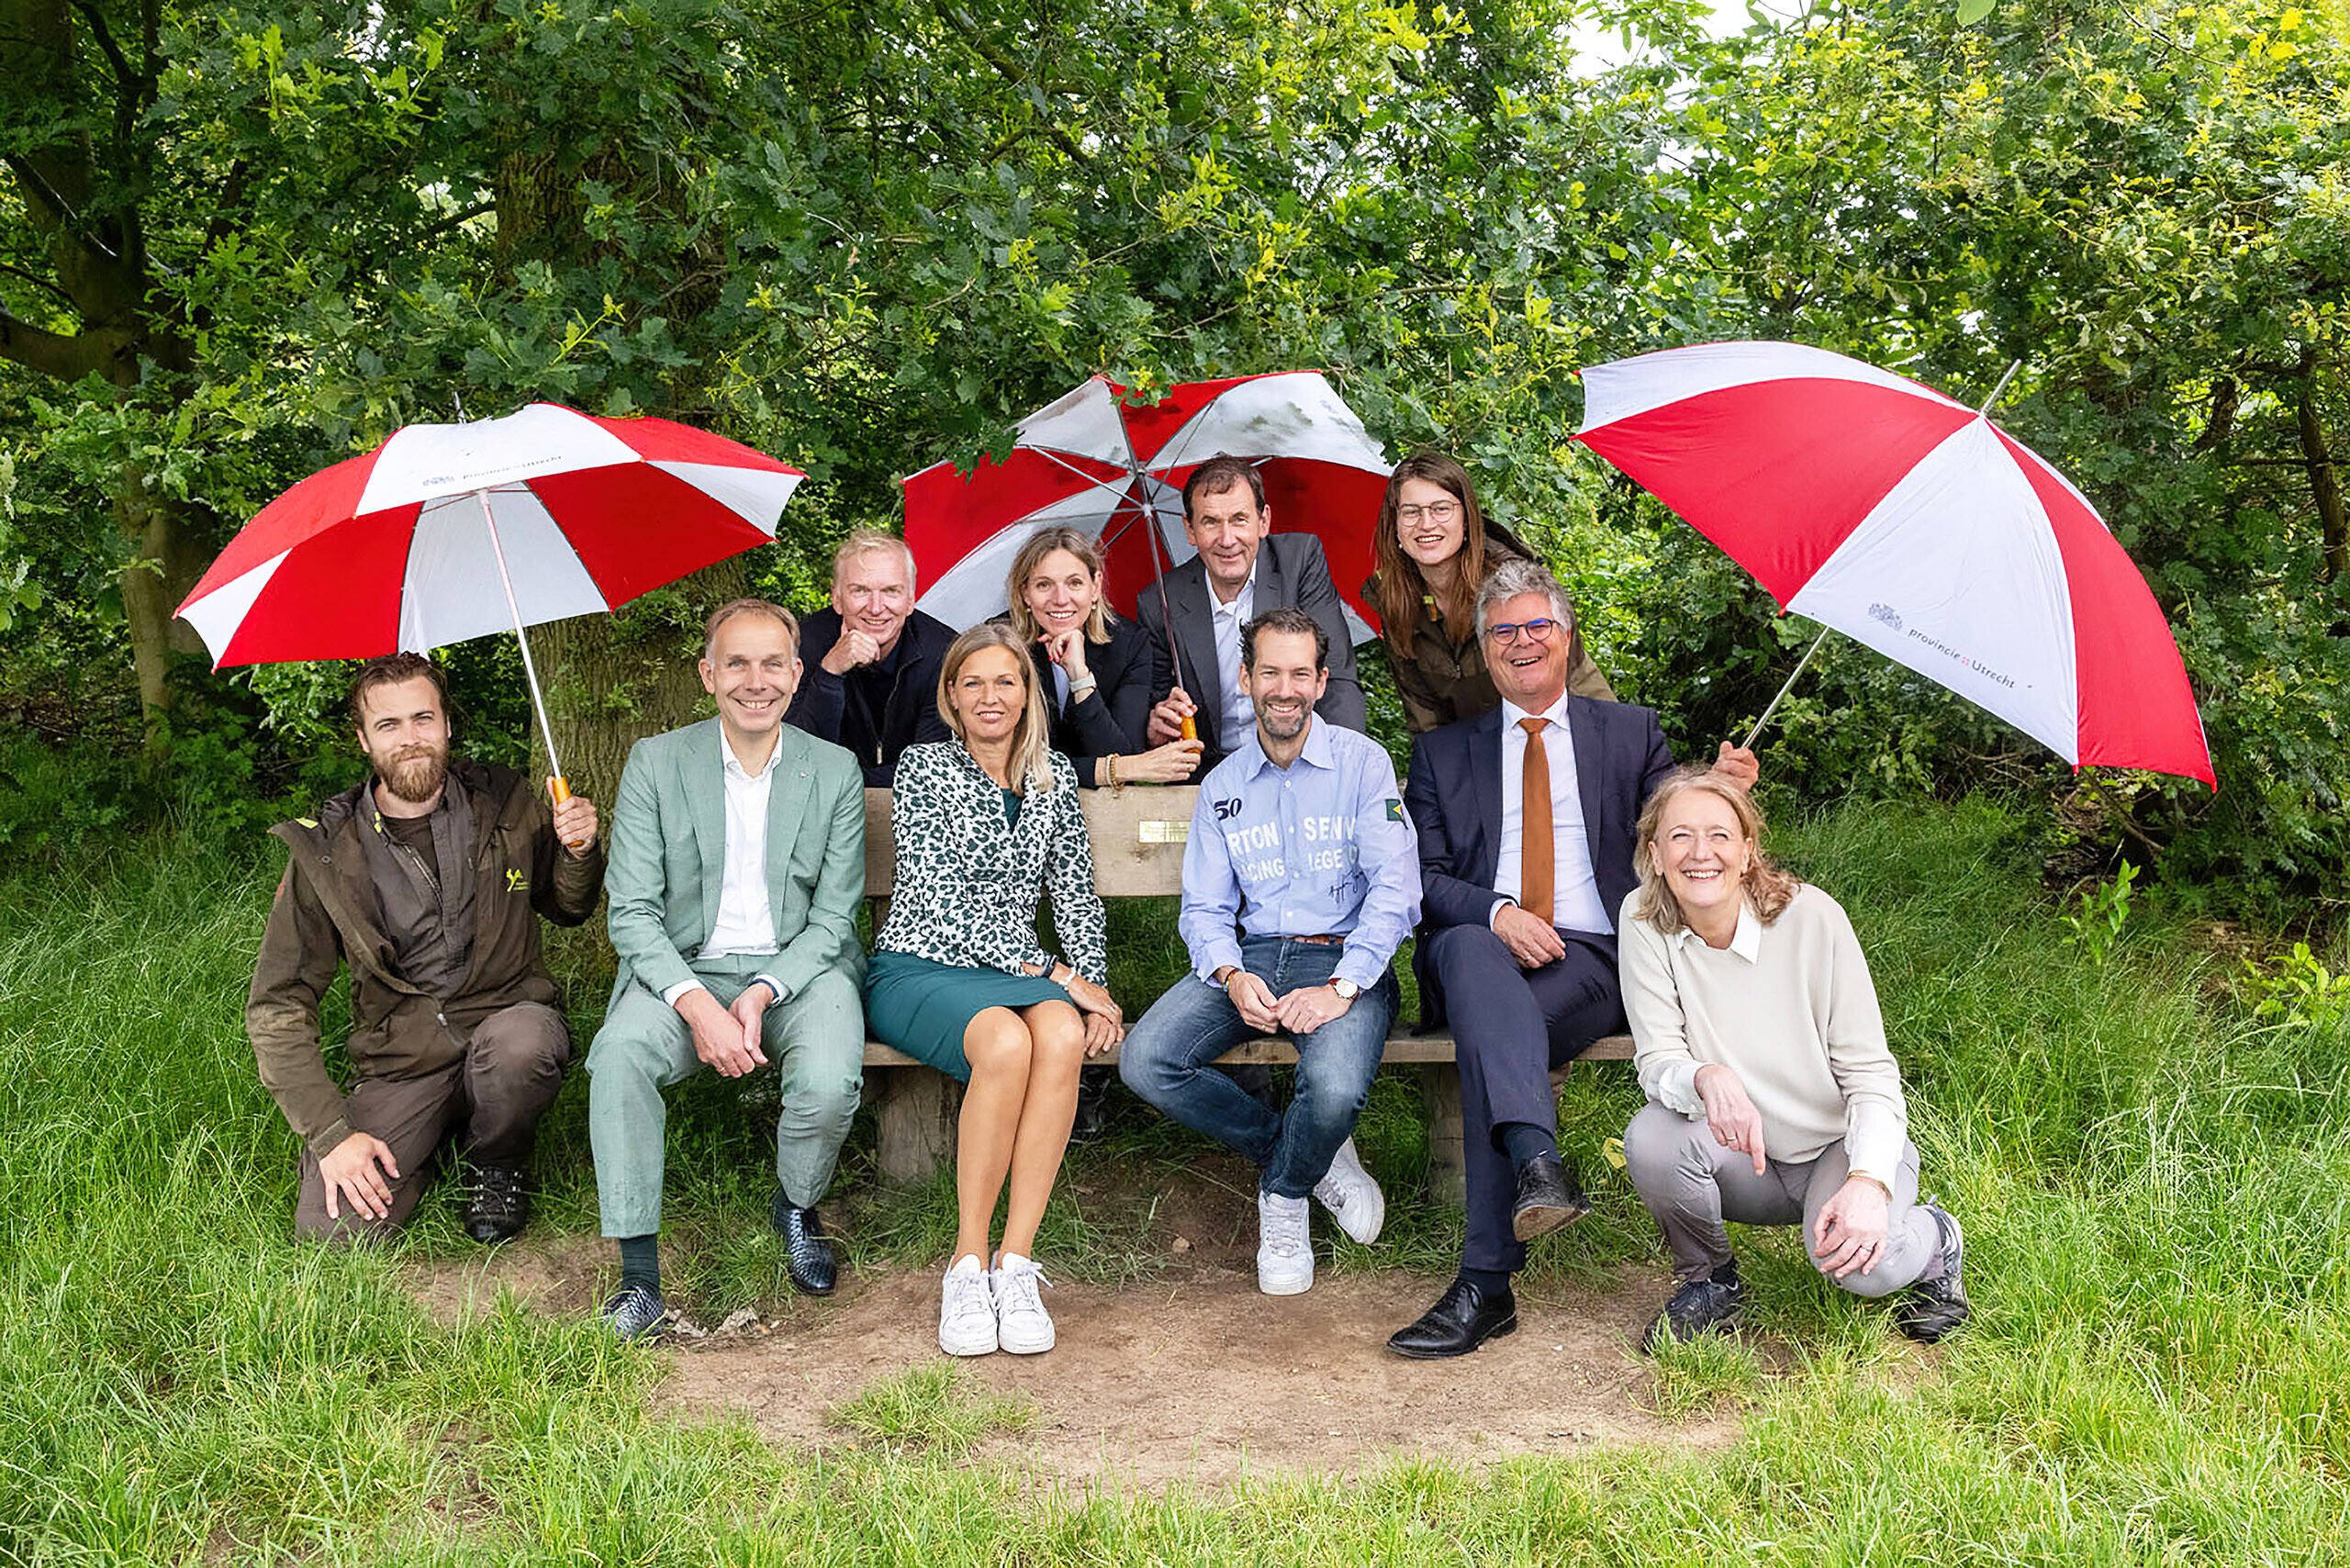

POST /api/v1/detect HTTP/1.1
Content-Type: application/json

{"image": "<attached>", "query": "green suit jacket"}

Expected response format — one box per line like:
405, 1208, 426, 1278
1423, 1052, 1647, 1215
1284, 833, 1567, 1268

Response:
604, 718, 867, 1010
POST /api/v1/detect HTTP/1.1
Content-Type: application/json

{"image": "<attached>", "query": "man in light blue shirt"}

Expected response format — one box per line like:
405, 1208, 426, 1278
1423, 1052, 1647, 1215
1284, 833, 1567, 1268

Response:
1121, 607, 1421, 1296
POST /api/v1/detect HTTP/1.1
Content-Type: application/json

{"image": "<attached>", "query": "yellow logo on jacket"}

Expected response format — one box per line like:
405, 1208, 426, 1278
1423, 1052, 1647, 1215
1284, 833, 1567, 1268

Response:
505, 868, 529, 893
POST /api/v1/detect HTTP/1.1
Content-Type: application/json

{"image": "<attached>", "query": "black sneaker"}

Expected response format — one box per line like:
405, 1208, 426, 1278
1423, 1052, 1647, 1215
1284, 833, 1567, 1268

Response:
600, 1282, 666, 1343
1642, 1260, 1746, 1352
1897, 1204, 1970, 1343
463, 1163, 532, 1244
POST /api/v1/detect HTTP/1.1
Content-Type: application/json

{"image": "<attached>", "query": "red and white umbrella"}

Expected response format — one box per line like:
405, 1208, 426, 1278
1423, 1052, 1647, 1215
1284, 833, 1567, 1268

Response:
901, 371, 1390, 639
1574, 341, 2213, 787
177, 401, 804, 790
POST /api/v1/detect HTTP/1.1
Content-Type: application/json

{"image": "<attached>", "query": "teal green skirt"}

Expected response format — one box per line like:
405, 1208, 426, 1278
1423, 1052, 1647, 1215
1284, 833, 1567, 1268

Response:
864, 949, 1072, 1082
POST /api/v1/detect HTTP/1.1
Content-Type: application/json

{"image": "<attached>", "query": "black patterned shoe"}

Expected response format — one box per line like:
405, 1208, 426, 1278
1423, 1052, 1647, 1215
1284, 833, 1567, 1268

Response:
462, 1163, 532, 1244
1897, 1204, 1971, 1343
776, 1198, 837, 1295
1642, 1260, 1746, 1352
600, 1282, 666, 1343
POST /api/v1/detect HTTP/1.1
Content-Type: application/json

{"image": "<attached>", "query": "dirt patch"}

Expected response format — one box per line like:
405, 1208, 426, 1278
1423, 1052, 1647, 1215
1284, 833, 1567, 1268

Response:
654, 1265, 1738, 1486
410, 1238, 1739, 1487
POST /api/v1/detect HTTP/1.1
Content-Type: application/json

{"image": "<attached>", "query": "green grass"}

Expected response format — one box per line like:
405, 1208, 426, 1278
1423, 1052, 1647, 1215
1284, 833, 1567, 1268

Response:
3, 795, 2347, 1562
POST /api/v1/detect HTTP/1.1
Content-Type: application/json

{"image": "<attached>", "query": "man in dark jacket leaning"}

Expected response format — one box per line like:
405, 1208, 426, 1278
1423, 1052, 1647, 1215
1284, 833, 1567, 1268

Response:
248, 653, 606, 1244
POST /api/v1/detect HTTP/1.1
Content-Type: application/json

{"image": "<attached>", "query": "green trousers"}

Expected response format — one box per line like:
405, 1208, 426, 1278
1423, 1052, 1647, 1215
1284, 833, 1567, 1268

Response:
586, 955, 864, 1238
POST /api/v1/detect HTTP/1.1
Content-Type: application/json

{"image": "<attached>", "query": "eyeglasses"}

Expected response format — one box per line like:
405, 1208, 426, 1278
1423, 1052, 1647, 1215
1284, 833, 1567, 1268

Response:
1485, 618, 1560, 644
1395, 501, 1461, 526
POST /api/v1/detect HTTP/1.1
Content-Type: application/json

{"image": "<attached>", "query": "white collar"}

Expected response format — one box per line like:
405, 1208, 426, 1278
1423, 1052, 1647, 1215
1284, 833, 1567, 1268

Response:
1208, 566, 1258, 619
1670, 899, 1762, 962
1499, 691, 1571, 732
719, 722, 782, 780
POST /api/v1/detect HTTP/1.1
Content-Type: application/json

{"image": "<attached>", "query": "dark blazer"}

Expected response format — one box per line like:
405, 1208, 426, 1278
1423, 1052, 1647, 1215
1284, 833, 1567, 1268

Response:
785, 606, 957, 787
1404, 696, 1676, 1025
1137, 532, 1366, 769
1006, 612, 1168, 789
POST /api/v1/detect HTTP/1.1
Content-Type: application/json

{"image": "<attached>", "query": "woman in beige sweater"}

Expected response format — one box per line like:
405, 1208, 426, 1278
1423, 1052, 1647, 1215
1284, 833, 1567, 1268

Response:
1617, 769, 1970, 1350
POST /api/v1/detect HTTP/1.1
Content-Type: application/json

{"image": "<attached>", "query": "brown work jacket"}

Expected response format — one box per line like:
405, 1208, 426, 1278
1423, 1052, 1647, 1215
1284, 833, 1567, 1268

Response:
1367, 529, 1616, 735
246, 759, 605, 1159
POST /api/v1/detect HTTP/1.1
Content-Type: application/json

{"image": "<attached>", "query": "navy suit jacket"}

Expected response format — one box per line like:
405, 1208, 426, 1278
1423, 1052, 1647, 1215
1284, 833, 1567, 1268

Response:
1138, 532, 1365, 769
1404, 696, 1676, 1025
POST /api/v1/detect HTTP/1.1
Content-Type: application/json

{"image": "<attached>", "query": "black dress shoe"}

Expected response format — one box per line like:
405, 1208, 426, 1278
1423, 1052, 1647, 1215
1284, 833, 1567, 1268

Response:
462, 1163, 532, 1244
1386, 1275, 1518, 1359
1510, 1153, 1593, 1242
600, 1282, 667, 1343
775, 1198, 837, 1295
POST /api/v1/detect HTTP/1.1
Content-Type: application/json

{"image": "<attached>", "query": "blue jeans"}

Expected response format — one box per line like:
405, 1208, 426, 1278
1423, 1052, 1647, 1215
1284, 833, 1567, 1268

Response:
1119, 935, 1399, 1200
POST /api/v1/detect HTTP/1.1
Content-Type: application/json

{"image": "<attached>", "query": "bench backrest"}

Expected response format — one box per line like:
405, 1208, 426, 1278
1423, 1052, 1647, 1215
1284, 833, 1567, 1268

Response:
863, 785, 1201, 900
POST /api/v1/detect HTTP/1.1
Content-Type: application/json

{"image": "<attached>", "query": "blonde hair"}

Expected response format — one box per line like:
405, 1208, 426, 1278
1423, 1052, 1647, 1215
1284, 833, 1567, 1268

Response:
936, 622, 1056, 794
1631, 767, 1802, 935
701, 598, 799, 661
1005, 527, 1113, 645
832, 527, 917, 590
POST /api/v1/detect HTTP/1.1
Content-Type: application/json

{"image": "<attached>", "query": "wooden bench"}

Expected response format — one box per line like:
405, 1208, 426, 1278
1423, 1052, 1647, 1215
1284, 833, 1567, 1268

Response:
856, 785, 1630, 1203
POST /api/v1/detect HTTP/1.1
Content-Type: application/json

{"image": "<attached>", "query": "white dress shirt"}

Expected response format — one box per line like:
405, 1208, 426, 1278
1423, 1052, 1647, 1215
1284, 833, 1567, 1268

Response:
1207, 567, 1257, 745
1491, 693, 1613, 935
662, 726, 788, 1007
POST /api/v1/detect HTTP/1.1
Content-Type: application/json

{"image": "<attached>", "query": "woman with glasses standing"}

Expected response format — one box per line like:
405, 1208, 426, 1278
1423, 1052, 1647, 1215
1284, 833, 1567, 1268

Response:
1366, 453, 1614, 734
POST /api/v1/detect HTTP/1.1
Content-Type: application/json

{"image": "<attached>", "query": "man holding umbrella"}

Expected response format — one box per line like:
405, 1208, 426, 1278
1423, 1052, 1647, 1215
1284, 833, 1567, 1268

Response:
248, 654, 605, 1245
1141, 455, 1367, 772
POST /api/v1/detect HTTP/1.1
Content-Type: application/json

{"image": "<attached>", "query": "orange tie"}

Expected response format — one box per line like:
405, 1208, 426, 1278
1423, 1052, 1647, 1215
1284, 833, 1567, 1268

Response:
1519, 716, 1554, 925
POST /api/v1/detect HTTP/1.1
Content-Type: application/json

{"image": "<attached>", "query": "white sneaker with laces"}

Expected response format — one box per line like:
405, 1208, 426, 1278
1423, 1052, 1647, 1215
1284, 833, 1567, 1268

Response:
992, 1251, 1056, 1354
1312, 1136, 1386, 1245
1257, 1189, 1315, 1295
938, 1254, 997, 1356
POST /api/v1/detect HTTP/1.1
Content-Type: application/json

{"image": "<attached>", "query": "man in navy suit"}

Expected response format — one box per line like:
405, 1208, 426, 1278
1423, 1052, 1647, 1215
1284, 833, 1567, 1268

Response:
1387, 557, 1758, 1358
1139, 454, 1366, 773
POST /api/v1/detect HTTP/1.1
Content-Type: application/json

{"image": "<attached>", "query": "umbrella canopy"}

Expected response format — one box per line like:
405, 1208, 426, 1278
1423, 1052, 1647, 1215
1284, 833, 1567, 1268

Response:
177, 402, 804, 666
901, 372, 1390, 638
1574, 341, 2213, 787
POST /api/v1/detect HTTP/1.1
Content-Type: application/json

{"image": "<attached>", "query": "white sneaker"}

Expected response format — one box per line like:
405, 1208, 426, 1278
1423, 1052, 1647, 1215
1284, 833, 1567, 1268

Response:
1312, 1137, 1386, 1245
992, 1251, 1056, 1354
1257, 1189, 1315, 1295
938, 1255, 997, 1356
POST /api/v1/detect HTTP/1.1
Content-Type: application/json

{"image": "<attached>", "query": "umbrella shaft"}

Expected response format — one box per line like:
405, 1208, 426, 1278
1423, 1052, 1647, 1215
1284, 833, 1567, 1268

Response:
475, 489, 567, 784
1743, 624, 1833, 752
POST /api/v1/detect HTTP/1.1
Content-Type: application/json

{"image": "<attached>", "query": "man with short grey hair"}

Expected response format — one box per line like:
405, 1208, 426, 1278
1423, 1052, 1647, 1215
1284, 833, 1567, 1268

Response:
1387, 560, 1761, 1359
784, 529, 955, 784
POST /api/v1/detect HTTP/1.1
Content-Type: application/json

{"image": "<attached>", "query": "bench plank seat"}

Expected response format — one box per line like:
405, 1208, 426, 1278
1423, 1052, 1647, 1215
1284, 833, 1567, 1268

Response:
857, 785, 1631, 1200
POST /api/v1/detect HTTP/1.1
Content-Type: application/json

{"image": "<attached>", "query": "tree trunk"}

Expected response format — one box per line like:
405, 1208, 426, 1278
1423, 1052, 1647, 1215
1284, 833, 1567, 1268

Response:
2296, 354, 2347, 587
113, 457, 208, 750
527, 557, 753, 798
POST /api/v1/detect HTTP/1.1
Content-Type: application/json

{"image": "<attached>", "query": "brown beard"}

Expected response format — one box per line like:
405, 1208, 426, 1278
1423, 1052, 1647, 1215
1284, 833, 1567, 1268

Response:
378, 746, 449, 804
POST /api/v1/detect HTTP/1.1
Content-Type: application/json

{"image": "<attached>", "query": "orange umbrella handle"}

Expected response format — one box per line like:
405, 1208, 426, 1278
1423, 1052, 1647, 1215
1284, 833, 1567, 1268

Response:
548, 774, 588, 850
1180, 713, 1198, 744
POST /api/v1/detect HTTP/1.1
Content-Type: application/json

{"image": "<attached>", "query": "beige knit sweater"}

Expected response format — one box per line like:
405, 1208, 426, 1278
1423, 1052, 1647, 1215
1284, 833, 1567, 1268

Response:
1617, 882, 1908, 1183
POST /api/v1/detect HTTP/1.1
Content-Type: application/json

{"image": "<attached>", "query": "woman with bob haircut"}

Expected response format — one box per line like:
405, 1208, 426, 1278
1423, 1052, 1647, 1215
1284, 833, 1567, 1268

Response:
1364, 451, 1614, 734
1002, 525, 1203, 789
1617, 767, 1969, 1350
864, 622, 1123, 1358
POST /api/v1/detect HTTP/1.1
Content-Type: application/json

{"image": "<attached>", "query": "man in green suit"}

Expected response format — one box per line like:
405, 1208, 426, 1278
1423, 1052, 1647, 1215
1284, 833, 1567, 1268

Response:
588, 598, 868, 1340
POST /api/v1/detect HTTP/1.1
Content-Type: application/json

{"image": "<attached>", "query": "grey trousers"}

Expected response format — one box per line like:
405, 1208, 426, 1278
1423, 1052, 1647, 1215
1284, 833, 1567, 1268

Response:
1622, 1101, 1938, 1296
295, 1000, 570, 1242
586, 956, 864, 1238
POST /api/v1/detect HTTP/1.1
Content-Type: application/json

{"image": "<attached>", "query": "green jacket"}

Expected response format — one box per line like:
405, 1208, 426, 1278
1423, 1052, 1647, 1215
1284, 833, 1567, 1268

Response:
1366, 528, 1615, 735
604, 719, 866, 1010
247, 759, 606, 1159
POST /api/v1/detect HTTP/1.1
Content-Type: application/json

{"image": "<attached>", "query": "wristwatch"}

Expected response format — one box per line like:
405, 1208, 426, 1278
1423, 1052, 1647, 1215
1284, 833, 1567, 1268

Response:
1330, 978, 1360, 1001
